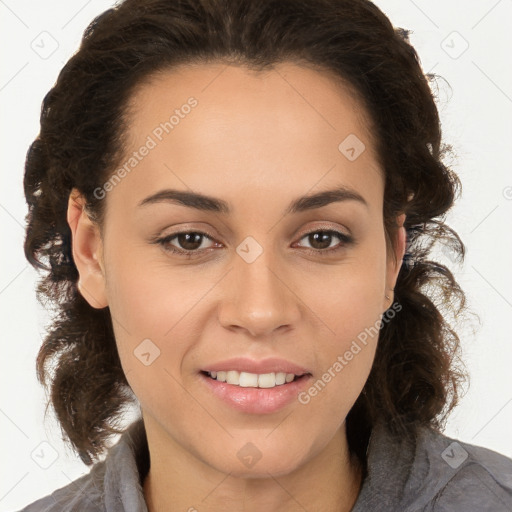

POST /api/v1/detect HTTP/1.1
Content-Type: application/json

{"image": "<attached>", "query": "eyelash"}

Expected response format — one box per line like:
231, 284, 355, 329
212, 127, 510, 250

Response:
153, 228, 353, 259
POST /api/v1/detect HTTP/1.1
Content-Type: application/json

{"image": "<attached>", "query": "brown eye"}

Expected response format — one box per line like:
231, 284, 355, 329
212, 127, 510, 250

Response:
174, 232, 206, 251
296, 229, 353, 256
156, 230, 218, 257
305, 231, 336, 250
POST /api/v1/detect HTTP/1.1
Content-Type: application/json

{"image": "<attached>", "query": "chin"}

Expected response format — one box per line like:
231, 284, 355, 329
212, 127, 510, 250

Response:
206, 443, 307, 479
224, 460, 303, 480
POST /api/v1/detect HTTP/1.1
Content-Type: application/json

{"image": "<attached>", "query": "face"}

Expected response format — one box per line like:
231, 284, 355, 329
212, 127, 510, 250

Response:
70, 62, 405, 478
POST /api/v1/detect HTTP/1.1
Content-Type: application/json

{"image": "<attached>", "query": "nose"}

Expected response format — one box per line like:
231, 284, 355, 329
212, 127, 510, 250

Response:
217, 250, 301, 338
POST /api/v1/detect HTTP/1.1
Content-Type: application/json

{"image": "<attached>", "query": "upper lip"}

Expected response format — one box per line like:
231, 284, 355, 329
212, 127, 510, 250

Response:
202, 357, 310, 375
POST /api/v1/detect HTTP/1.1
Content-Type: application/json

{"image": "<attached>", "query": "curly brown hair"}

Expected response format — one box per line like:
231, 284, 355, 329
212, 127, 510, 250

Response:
23, 0, 467, 466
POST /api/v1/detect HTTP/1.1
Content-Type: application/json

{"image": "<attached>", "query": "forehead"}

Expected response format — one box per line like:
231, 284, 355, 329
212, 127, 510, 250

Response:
126, 60, 376, 152
108, 61, 383, 215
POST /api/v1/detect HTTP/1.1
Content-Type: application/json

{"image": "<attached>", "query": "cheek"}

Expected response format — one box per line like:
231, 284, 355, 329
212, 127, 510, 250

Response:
309, 239, 387, 336
322, 269, 385, 339
105, 257, 200, 354
104, 259, 202, 422
300, 245, 387, 395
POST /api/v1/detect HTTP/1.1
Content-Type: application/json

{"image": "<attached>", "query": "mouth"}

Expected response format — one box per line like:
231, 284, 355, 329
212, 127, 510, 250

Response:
201, 370, 310, 389
199, 369, 313, 414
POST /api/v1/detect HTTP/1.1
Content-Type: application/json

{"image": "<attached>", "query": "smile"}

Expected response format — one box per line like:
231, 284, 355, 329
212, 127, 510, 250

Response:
204, 370, 302, 388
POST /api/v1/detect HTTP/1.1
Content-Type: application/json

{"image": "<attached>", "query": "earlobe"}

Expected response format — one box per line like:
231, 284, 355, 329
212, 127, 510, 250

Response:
384, 213, 407, 309
394, 213, 407, 276
67, 188, 108, 309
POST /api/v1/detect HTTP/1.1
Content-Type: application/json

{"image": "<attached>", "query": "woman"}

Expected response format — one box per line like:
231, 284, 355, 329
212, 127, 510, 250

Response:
19, 0, 512, 510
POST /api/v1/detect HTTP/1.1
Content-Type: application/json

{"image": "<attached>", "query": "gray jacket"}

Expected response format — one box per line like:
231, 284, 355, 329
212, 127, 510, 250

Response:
18, 419, 512, 511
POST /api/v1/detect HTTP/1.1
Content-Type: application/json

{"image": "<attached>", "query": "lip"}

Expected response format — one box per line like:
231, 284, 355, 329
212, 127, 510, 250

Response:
201, 357, 310, 375
200, 372, 312, 414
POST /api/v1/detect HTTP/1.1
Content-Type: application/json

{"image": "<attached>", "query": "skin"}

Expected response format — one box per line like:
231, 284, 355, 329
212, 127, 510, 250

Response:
68, 62, 406, 512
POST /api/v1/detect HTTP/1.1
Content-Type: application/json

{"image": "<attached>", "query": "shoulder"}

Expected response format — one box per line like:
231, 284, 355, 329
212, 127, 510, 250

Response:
353, 421, 512, 512
405, 425, 512, 511
17, 462, 106, 511
423, 432, 512, 511
16, 420, 149, 512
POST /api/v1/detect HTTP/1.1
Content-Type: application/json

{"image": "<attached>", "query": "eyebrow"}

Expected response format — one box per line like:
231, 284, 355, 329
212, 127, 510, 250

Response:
138, 186, 368, 215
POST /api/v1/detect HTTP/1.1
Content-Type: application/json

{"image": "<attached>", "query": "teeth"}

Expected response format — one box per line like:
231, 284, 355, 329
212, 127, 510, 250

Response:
258, 373, 276, 388
275, 372, 286, 385
239, 372, 258, 387
226, 370, 240, 385
207, 370, 299, 388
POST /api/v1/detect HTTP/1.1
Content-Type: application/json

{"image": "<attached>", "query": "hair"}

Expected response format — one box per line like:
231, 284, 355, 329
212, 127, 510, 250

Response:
24, 0, 467, 466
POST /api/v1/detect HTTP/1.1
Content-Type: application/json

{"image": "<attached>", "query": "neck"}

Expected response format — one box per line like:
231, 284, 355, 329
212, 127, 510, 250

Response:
142, 417, 363, 512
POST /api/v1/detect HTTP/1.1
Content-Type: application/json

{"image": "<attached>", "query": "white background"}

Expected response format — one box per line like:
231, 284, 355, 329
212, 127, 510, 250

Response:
1, 0, 511, 510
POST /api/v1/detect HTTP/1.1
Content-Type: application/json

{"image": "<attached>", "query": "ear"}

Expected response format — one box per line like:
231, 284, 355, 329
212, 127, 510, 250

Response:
67, 188, 108, 309
384, 213, 406, 309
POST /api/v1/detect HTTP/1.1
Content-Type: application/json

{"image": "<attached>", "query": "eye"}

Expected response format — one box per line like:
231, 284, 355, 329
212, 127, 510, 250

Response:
154, 230, 218, 258
152, 227, 353, 259
294, 229, 353, 256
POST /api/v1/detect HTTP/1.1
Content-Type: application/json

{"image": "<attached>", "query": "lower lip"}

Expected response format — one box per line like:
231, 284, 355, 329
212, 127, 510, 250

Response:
200, 372, 312, 414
